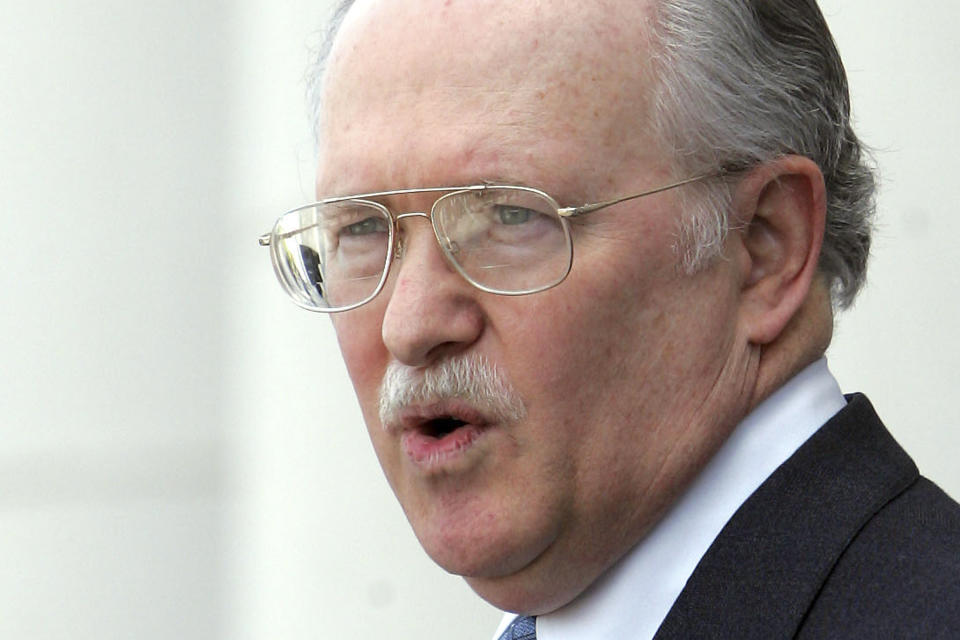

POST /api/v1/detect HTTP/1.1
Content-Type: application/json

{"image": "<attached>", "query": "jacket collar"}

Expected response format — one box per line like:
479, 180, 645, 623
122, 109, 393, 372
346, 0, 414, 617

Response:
654, 394, 918, 639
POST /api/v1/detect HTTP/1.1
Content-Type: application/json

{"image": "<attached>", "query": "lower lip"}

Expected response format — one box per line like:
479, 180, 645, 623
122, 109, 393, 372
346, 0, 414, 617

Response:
401, 425, 486, 469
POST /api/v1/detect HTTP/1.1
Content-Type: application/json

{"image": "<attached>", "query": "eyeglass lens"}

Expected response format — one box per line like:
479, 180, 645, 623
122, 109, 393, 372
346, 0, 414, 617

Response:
270, 187, 572, 311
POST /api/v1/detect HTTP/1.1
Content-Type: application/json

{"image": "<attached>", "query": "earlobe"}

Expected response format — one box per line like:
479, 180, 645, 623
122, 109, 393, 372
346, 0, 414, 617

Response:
735, 156, 827, 345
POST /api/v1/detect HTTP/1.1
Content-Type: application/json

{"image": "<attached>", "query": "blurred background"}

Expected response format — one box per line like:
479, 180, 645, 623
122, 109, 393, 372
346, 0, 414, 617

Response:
1, 0, 957, 637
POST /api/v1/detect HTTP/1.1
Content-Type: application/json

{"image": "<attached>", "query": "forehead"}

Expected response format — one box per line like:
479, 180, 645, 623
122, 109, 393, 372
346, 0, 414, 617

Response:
318, 0, 661, 194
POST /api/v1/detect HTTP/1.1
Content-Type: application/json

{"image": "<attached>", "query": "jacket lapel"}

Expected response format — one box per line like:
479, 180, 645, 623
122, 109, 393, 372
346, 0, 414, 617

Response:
653, 394, 918, 639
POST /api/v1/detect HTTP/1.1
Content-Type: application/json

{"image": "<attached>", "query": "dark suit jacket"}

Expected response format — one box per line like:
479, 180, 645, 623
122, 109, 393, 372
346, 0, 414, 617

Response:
654, 394, 960, 639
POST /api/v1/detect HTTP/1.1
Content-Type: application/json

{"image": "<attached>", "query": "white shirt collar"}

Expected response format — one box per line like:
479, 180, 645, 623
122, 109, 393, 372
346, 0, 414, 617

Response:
493, 358, 846, 640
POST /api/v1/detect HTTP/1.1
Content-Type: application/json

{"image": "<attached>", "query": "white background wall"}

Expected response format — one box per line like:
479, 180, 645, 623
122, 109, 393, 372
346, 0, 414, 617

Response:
1, 1, 957, 638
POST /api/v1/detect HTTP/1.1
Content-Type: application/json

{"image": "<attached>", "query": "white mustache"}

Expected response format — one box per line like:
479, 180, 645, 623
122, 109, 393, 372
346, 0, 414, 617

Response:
378, 354, 527, 428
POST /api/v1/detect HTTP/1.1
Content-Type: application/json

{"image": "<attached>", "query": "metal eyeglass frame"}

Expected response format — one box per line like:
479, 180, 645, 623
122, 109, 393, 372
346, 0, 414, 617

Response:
259, 171, 720, 313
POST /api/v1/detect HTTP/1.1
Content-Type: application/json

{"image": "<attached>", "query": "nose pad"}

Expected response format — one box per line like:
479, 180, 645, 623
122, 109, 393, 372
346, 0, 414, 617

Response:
394, 237, 457, 262
440, 238, 460, 256
394, 211, 461, 260
393, 211, 432, 262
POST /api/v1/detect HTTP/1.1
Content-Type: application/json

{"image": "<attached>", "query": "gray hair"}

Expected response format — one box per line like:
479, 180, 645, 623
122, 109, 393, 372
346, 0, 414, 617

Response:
308, 0, 876, 309
306, 0, 355, 145
651, 0, 876, 308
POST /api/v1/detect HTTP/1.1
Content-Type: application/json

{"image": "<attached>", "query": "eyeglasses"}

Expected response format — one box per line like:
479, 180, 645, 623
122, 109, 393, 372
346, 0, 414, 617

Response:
259, 173, 717, 313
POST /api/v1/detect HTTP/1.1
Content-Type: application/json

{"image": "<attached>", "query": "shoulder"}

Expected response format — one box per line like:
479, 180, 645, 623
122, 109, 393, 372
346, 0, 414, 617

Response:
798, 476, 960, 638
654, 394, 960, 640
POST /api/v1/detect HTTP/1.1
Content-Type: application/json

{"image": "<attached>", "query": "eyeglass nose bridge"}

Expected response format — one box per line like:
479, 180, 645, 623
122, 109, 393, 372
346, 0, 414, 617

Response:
391, 210, 459, 260
394, 211, 429, 223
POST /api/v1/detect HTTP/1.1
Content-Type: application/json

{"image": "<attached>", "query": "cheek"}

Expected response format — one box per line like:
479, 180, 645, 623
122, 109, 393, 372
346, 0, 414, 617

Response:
495, 239, 731, 453
489, 291, 634, 453
500, 256, 658, 380
332, 312, 406, 485
332, 310, 388, 414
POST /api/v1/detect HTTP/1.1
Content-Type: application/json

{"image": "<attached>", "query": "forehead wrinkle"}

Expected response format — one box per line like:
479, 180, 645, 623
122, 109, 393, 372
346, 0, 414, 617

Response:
320, 0, 663, 200
318, 110, 627, 208
320, 89, 572, 184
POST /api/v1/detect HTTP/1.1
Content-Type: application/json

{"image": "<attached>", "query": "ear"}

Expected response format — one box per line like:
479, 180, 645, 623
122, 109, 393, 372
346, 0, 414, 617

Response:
732, 156, 827, 345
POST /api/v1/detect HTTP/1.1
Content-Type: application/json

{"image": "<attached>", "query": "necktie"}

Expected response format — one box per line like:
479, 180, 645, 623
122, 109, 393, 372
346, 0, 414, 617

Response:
498, 615, 536, 640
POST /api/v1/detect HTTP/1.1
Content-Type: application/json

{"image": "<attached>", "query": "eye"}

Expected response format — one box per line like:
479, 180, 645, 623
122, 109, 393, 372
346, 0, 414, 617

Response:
494, 205, 534, 225
343, 216, 388, 236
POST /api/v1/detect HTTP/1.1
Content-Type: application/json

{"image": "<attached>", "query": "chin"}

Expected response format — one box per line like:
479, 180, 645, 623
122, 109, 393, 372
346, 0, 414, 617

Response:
411, 511, 585, 613
415, 519, 543, 579
410, 503, 550, 575
462, 563, 586, 615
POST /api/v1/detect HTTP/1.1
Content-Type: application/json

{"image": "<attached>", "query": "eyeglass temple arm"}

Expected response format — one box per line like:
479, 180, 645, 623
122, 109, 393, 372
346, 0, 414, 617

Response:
558, 170, 724, 218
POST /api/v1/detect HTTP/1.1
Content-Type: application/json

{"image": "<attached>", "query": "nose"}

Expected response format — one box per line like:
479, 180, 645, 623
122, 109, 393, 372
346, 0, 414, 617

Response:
380, 216, 485, 367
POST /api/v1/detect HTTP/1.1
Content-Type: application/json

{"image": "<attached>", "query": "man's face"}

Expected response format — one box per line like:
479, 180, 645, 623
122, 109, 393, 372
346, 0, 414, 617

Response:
320, 0, 755, 613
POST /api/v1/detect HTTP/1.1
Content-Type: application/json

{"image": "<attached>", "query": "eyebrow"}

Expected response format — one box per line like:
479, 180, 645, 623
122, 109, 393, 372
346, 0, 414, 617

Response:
320, 185, 482, 203
320, 178, 545, 204
320, 170, 545, 199
483, 176, 537, 189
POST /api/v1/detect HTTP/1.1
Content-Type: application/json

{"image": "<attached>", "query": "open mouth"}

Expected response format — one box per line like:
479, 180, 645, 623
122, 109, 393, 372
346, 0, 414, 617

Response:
419, 416, 470, 439
395, 403, 490, 467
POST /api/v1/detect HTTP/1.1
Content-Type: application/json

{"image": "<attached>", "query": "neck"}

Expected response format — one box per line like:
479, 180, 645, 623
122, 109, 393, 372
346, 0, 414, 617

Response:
749, 278, 834, 411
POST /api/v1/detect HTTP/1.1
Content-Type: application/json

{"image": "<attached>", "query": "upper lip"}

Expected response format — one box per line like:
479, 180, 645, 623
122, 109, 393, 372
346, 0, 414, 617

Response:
387, 399, 493, 436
